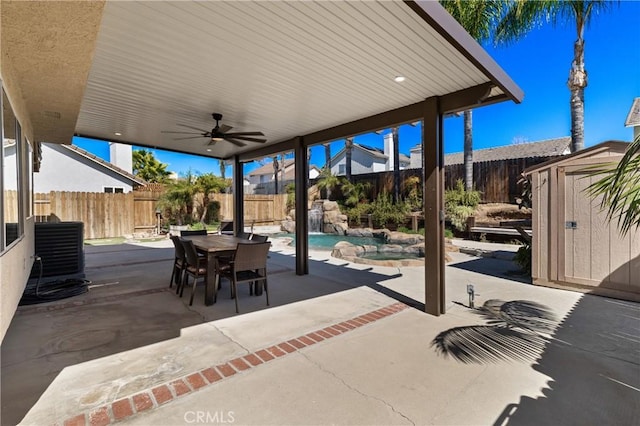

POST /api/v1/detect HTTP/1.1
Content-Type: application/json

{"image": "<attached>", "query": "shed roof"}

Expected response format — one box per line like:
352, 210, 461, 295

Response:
524, 141, 630, 175
444, 137, 571, 165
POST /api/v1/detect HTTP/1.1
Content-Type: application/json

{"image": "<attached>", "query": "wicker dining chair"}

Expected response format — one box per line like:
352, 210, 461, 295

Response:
216, 242, 271, 313
237, 231, 251, 239
169, 235, 186, 290
250, 234, 269, 243
179, 239, 208, 306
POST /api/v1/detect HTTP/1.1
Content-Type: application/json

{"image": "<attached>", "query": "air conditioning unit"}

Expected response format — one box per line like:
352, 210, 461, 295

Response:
30, 222, 84, 278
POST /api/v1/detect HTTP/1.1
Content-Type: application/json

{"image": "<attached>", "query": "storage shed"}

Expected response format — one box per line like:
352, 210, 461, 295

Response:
525, 141, 640, 302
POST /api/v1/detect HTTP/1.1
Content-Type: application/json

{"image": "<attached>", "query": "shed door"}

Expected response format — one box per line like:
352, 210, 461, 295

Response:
560, 169, 640, 294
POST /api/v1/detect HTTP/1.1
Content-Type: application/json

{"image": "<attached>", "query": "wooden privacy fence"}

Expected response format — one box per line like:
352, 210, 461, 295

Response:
28, 191, 287, 239
321, 156, 561, 203
211, 193, 288, 225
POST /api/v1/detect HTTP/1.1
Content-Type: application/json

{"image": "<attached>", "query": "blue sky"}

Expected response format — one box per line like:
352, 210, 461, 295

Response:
75, 1, 639, 176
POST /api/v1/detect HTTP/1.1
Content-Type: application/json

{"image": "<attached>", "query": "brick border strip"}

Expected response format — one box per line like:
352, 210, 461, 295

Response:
61, 302, 409, 426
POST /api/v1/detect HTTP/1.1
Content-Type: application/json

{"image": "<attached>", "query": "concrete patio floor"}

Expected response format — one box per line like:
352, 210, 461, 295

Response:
1, 236, 639, 425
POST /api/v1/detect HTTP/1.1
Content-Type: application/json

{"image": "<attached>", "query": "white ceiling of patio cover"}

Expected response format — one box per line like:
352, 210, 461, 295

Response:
76, 1, 503, 159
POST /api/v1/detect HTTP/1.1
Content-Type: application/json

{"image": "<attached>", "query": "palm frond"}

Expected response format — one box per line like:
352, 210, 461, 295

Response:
586, 135, 640, 236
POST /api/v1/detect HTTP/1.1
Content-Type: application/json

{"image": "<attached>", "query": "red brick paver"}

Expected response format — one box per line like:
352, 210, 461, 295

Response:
132, 393, 153, 412
112, 398, 134, 420
88, 407, 110, 426
151, 385, 173, 405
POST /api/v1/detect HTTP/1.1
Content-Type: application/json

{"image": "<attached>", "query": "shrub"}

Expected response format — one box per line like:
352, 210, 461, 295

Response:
370, 191, 409, 228
445, 179, 481, 231
514, 243, 532, 274
344, 202, 372, 226
285, 183, 295, 211
444, 228, 454, 239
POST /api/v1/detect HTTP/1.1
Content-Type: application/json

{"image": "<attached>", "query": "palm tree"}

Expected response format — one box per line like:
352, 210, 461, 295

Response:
440, 0, 507, 190
345, 137, 354, 180
316, 169, 342, 201
218, 159, 226, 180
587, 135, 640, 236
132, 149, 171, 183
496, 0, 617, 153
196, 173, 228, 223
324, 143, 332, 172
272, 156, 280, 194
392, 127, 401, 202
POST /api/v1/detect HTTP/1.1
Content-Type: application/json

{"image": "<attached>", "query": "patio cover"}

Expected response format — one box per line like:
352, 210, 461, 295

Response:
1, 0, 523, 315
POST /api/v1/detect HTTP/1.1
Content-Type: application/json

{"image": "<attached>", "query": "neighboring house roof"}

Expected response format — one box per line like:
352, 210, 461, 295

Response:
444, 137, 571, 165
625, 98, 640, 127
60, 144, 147, 186
331, 143, 410, 164
248, 159, 295, 177
283, 165, 321, 180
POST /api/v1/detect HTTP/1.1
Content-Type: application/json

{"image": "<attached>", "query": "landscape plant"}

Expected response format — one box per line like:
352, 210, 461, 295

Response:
402, 175, 423, 212
132, 149, 171, 183
445, 179, 481, 231
369, 191, 409, 229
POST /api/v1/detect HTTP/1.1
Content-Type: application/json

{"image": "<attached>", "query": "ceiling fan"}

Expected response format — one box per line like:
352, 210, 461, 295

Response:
161, 113, 267, 147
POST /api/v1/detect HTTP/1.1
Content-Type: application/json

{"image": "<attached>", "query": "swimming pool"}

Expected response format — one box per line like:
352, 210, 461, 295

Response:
277, 233, 385, 250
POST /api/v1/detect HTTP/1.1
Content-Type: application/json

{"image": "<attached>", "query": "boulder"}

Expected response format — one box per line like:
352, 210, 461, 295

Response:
346, 228, 374, 238
334, 222, 349, 235
362, 244, 378, 253
403, 244, 425, 257
323, 210, 340, 224
331, 241, 364, 259
281, 220, 296, 233
323, 200, 340, 212
386, 231, 424, 245
378, 244, 404, 253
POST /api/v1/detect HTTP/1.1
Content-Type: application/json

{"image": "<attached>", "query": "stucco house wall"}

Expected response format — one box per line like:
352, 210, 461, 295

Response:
331, 148, 386, 176
34, 143, 137, 193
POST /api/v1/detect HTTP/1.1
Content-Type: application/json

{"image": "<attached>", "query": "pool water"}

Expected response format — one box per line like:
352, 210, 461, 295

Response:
278, 233, 385, 250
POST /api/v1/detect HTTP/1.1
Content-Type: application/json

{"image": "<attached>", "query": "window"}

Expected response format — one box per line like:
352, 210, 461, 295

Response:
338, 164, 345, 175
2, 86, 24, 250
104, 186, 124, 194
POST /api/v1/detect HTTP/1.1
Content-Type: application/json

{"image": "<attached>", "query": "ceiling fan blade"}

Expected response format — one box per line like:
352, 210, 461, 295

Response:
173, 136, 206, 140
176, 123, 209, 132
226, 138, 247, 147
227, 135, 267, 143
219, 124, 233, 133
224, 131, 264, 137
162, 130, 203, 135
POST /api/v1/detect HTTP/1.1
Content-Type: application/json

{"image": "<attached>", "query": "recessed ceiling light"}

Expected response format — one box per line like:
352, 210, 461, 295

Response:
114, 132, 122, 136
394, 76, 406, 83
206, 148, 212, 152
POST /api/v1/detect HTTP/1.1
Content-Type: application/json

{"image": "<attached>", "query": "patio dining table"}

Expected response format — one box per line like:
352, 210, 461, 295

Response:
183, 235, 259, 305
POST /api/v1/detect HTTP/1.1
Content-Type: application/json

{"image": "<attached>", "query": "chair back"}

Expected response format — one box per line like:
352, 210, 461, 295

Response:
237, 231, 251, 240
233, 242, 270, 272
250, 234, 268, 243
181, 239, 201, 267
170, 235, 186, 260
219, 221, 234, 235
180, 229, 207, 237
